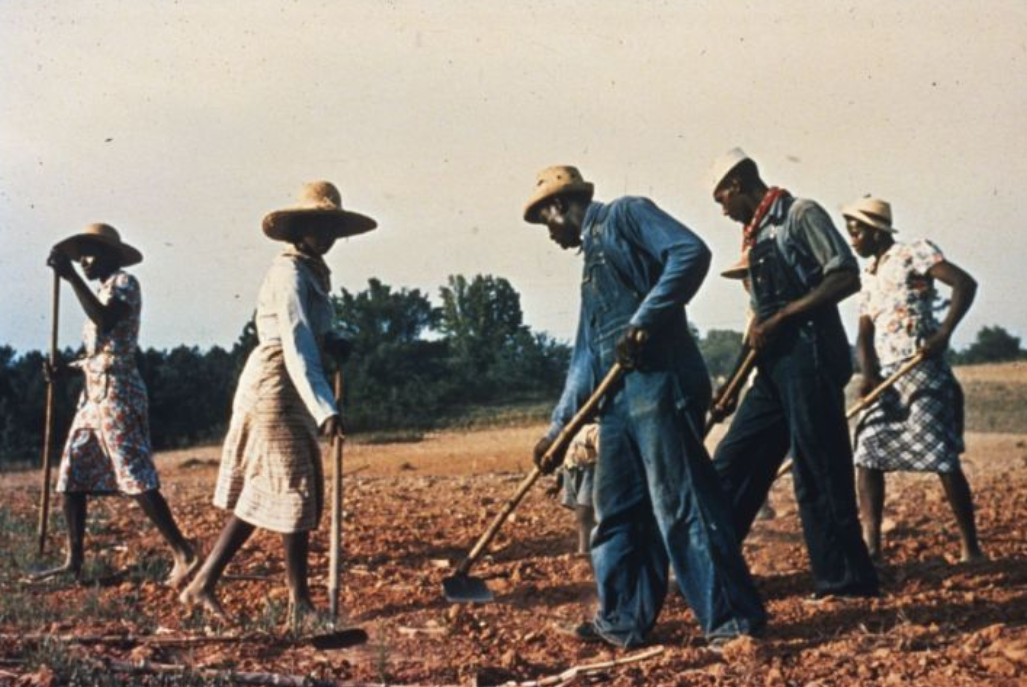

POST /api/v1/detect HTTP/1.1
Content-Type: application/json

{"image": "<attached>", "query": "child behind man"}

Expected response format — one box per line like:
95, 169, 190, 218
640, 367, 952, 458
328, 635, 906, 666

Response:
557, 423, 598, 556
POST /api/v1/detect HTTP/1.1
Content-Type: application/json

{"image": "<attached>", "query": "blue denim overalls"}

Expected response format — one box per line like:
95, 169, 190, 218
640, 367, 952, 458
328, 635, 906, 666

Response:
580, 203, 767, 646
713, 198, 879, 597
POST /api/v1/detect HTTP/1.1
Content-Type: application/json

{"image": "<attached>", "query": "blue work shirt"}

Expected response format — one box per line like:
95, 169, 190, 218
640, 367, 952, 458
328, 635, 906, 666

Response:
749, 195, 858, 311
547, 197, 712, 440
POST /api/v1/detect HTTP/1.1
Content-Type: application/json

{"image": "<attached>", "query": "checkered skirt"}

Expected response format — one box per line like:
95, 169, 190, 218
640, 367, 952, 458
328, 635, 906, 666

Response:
853, 356, 964, 473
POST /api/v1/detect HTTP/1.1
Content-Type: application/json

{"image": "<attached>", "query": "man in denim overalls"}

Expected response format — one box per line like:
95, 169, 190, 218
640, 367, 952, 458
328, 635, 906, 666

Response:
524, 165, 766, 649
708, 149, 879, 599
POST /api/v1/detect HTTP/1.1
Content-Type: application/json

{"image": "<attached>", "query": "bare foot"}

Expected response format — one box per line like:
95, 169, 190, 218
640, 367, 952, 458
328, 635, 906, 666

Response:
165, 547, 201, 590
179, 583, 233, 625
25, 560, 82, 584
286, 599, 329, 635
960, 548, 987, 564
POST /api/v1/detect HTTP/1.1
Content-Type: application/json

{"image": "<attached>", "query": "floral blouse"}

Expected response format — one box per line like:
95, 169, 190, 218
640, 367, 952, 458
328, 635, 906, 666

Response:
79, 270, 141, 374
858, 239, 945, 367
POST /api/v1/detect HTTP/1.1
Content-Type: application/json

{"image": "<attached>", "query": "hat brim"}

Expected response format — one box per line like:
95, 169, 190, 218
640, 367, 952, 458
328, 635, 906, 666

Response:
720, 263, 749, 280
841, 208, 897, 234
523, 182, 595, 224
263, 209, 378, 242
53, 234, 143, 267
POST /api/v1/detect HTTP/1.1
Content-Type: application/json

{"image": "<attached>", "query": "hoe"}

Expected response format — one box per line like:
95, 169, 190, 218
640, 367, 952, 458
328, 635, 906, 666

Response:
442, 362, 626, 603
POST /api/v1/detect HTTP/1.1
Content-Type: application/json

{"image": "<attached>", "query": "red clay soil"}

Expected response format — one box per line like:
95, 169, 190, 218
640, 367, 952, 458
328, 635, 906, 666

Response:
1, 428, 1026, 686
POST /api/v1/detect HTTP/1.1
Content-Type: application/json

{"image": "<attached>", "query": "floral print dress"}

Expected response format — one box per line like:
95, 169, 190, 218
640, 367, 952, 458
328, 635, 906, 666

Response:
56, 270, 160, 495
853, 240, 965, 473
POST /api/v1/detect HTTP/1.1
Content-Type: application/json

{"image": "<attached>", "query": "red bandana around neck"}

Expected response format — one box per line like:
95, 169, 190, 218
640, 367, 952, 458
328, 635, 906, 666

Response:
742, 187, 790, 250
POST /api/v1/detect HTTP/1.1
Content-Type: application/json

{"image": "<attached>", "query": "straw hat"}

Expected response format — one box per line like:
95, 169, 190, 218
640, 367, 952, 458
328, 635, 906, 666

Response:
523, 165, 595, 223
53, 223, 143, 267
720, 250, 750, 280
263, 180, 377, 242
841, 196, 896, 234
708, 147, 752, 195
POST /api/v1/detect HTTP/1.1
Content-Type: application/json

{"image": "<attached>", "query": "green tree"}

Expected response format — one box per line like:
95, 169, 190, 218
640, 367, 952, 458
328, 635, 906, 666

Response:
0, 346, 80, 467
231, 315, 259, 375
437, 274, 528, 385
335, 278, 436, 345
0, 274, 574, 464
955, 325, 1025, 364
332, 279, 449, 431
698, 329, 745, 380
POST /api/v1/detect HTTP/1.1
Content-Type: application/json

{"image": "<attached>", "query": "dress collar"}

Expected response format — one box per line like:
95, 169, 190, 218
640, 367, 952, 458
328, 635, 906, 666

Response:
281, 246, 332, 292
868, 242, 900, 276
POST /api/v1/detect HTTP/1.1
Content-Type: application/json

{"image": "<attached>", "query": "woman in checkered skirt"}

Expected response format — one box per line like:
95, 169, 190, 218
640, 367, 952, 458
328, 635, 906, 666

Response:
843, 196, 984, 564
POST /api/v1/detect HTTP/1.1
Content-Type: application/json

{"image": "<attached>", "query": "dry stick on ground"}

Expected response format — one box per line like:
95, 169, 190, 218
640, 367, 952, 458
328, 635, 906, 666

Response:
224, 572, 275, 581
0, 633, 336, 648
12, 637, 667, 685
97, 658, 456, 687
98, 658, 334, 687
502, 645, 665, 687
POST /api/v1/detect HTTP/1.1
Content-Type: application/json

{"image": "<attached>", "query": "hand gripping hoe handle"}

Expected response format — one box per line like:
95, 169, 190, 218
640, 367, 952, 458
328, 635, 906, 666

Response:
443, 362, 626, 602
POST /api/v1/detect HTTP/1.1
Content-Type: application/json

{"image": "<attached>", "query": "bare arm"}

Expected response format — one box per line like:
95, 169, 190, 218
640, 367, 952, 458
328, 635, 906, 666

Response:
856, 315, 881, 397
749, 269, 860, 351
920, 259, 977, 358
47, 249, 128, 333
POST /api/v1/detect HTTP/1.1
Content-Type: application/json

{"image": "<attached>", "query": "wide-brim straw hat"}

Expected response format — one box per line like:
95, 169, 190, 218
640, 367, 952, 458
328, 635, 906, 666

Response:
708, 147, 752, 195
720, 250, 750, 280
53, 223, 143, 267
263, 180, 377, 242
523, 165, 595, 223
841, 196, 897, 234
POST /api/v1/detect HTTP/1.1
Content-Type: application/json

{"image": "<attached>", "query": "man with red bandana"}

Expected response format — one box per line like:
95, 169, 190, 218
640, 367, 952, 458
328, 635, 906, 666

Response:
708, 149, 879, 599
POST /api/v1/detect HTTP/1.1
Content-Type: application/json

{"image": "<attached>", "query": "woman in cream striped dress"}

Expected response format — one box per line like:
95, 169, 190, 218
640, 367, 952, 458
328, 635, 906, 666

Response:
180, 181, 375, 629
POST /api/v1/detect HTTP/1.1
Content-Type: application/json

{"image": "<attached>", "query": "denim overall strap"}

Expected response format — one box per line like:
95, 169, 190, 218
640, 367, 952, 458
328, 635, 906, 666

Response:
749, 231, 808, 322
581, 223, 640, 371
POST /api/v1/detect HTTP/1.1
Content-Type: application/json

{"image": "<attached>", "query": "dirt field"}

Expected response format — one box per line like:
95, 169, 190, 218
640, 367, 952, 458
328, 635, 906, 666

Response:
1, 364, 1026, 686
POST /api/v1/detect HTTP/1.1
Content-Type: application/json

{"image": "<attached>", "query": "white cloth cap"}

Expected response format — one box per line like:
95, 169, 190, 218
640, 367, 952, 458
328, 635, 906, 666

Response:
707, 147, 751, 195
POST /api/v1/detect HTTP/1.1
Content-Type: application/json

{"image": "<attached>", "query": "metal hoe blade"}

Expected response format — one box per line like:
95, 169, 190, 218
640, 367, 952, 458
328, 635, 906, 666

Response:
442, 573, 494, 603
439, 363, 627, 606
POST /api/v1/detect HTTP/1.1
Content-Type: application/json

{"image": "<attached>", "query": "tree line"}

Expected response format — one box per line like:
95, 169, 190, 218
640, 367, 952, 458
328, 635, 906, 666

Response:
1, 272, 1023, 469
0, 274, 571, 468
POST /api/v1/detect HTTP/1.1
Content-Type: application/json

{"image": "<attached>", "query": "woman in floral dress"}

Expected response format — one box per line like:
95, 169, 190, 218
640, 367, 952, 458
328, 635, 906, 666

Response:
844, 196, 984, 564
36, 223, 197, 586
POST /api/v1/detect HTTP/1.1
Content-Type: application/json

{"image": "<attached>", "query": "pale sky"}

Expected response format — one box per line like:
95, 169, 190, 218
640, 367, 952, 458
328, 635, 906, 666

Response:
2, 0, 1025, 353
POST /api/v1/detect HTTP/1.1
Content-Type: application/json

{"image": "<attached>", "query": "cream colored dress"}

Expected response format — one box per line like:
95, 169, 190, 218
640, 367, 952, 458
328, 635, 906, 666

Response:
213, 247, 337, 533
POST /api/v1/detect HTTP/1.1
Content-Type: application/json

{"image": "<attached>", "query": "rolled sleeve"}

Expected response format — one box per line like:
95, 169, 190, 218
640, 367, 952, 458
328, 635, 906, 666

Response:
270, 262, 338, 427
791, 200, 858, 276
908, 238, 945, 276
